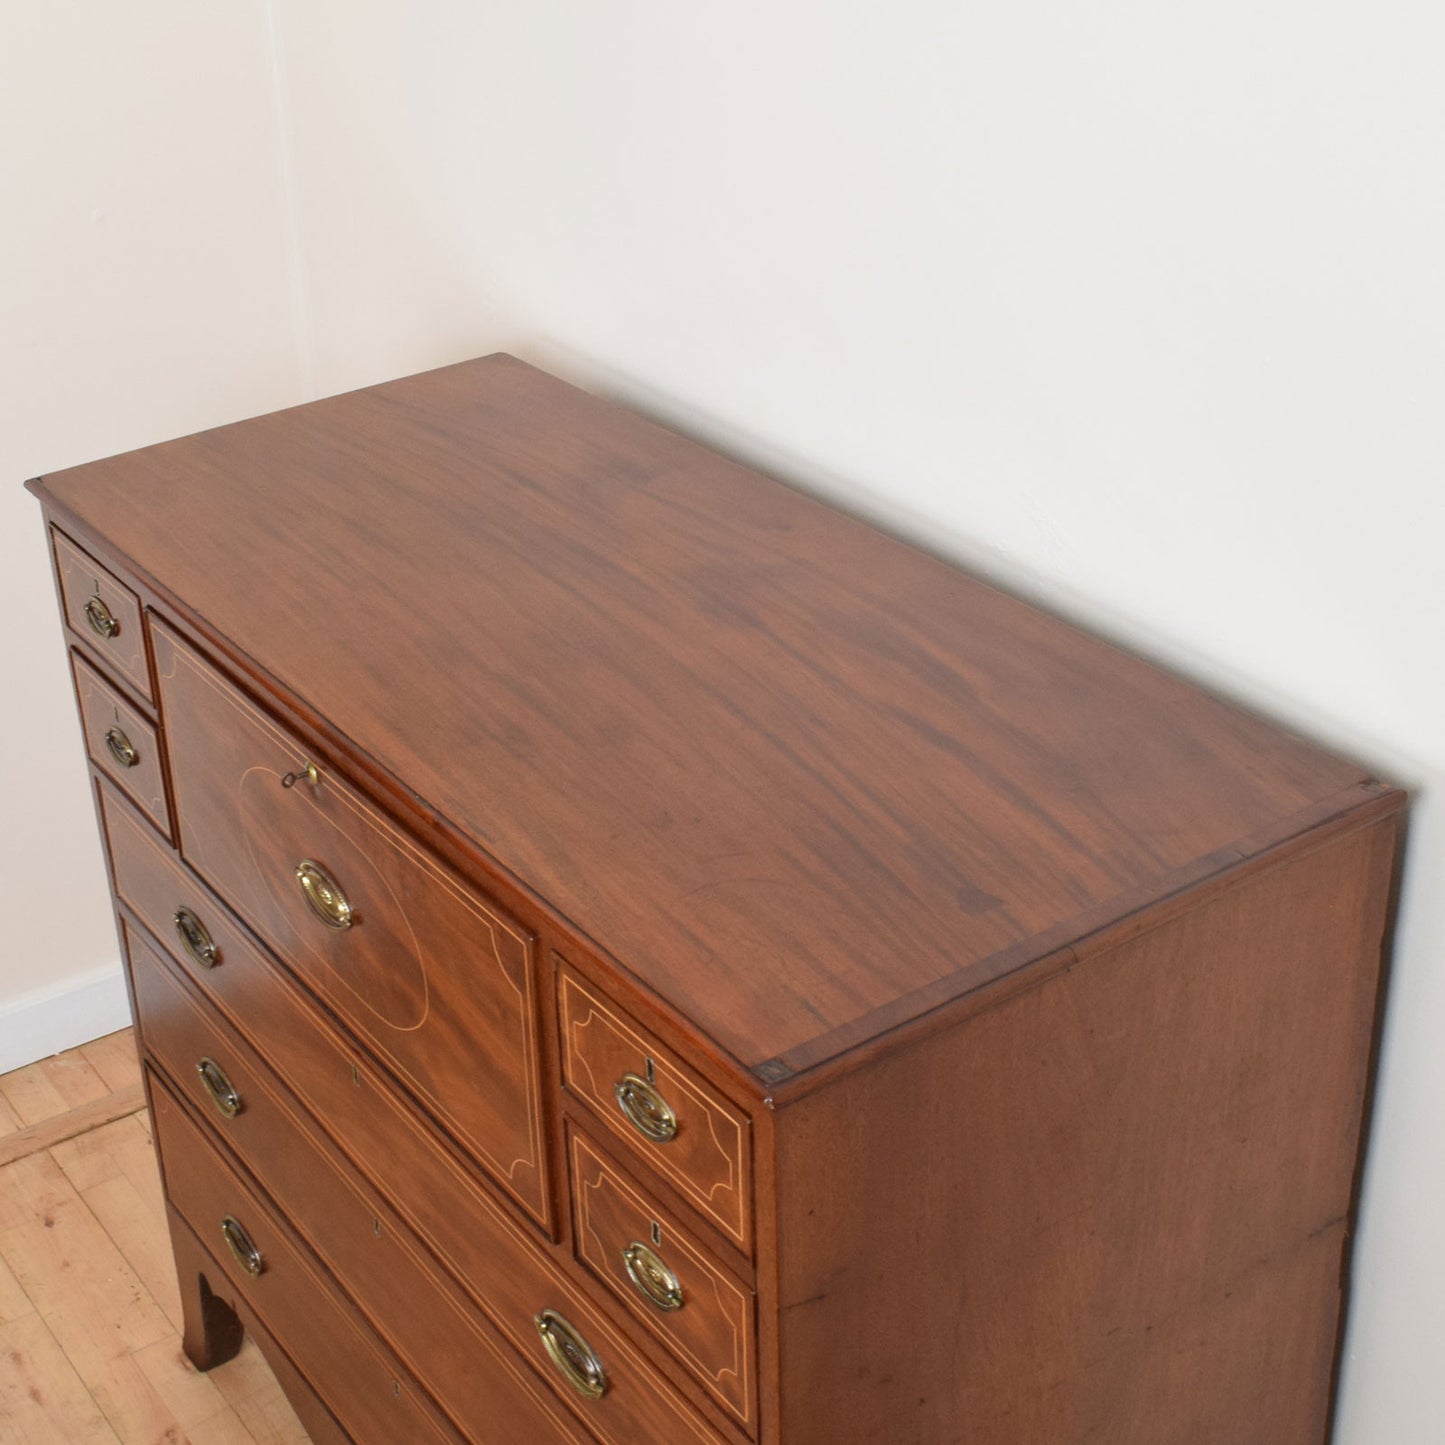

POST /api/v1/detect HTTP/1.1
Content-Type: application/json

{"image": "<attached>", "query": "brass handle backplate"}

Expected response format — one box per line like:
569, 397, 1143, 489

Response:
197, 1057, 243, 1120
173, 907, 219, 969
614, 1073, 678, 1144
83, 594, 119, 639
104, 726, 139, 769
220, 1215, 264, 1277
534, 1310, 607, 1400
623, 1242, 684, 1312
294, 859, 353, 930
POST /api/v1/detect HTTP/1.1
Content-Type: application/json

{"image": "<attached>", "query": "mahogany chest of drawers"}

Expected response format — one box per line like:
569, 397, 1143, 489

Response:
29, 356, 1402, 1444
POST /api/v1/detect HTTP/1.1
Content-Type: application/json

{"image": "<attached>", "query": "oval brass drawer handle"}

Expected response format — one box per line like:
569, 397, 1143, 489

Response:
197, 1057, 243, 1119
622, 1242, 684, 1313
534, 1309, 607, 1400
83, 594, 119, 639
614, 1073, 678, 1144
173, 907, 219, 969
104, 726, 139, 769
220, 1215, 264, 1277
294, 858, 353, 930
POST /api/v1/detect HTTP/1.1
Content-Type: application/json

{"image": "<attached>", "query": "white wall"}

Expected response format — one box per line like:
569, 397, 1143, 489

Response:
0, 2, 307, 1066
6, 1, 1441, 1437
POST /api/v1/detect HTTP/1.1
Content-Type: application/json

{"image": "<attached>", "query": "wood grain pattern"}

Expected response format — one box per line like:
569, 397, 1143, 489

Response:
0, 1050, 113, 1132
30, 355, 1375, 1075
151, 617, 549, 1224
0, 1085, 147, 1171
771, 814, 1400, 1445
30, 355, 1406, 1444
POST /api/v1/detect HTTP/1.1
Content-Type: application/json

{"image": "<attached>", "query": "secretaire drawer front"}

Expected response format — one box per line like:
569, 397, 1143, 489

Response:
72, 650, 170, 838
571, 1130, 758, 1433
149, 1075, 461, 1445
560, 970, 753, 1250
151, 619, 548, 1224
52, 528, 152, 702
139, 942, 724, 1445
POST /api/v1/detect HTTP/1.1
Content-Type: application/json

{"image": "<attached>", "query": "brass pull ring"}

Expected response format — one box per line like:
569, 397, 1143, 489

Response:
197, 1057, 243, 1119
623, 1242, 684, 1312
104, 726, 139, 769
294, 859, 353, 929
173, 907, 219, 969
219, 1215, 264, 1277
534, 1310, 607, 1400
83, 594, 119, 639
614, 1073, 678, 1144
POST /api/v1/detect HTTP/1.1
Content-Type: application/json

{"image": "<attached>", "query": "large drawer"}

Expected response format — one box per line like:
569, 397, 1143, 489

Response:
147, 1046, 591, 1443
150, 1072, 464, 1445
125, 902, 732, 1445
150, 618, 548, 1223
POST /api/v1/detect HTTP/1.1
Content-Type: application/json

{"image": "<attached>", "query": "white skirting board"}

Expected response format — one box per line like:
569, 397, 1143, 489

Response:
0, 962, 133, 1075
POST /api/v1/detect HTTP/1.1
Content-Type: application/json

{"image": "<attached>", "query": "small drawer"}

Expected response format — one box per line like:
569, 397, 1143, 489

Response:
137, 940, 727, 1445
52, 528, 152, 702
150, 618, 549, 1225
72, 651, 170, 839
149, 1072, 462, 1445
560, 968, 753, 1250
571, 1129, 757, 1433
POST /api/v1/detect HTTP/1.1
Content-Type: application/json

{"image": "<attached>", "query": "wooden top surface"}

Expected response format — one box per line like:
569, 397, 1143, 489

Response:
33, 356, 1380, 1079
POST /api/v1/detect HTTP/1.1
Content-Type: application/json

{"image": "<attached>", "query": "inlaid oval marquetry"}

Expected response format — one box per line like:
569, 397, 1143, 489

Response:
151, 618, 550, 1226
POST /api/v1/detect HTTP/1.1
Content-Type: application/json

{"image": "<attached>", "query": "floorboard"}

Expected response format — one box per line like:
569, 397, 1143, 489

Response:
0, 1030, 311, 1444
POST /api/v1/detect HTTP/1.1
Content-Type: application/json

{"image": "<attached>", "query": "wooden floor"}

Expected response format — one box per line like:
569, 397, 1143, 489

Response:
0, 1029, 311, 1443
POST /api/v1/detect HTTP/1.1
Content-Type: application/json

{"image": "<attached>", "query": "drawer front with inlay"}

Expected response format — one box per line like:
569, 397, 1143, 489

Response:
560, 968, 753, 1251
571, 1129, 757, 1432
72, 650, 170, 837
137, 938, 727, 1445
151, 618, 549, 1224
150, 1073, 465, 1445
52, 528, 152, 702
